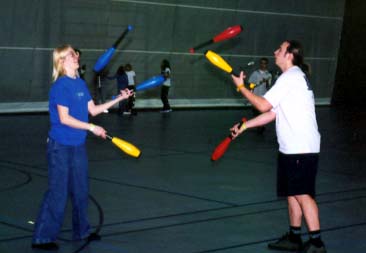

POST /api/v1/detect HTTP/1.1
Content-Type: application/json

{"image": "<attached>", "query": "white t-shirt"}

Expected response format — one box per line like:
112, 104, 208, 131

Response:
126, 70, 136, 86
162, 67, 171, 87
264, 66, 320, 154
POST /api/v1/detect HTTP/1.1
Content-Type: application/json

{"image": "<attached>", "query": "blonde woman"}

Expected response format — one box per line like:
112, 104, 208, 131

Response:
31, 45, 133, 250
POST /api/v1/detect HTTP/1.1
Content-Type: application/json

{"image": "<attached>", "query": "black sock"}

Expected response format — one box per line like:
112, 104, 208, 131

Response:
289, 226, 301, 241
309, 230, 324, 247
290, 226, 301, 235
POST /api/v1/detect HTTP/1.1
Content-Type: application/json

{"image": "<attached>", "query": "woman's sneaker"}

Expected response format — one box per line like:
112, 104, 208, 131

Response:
87, 232, 101, 242
31, 242, 59, 251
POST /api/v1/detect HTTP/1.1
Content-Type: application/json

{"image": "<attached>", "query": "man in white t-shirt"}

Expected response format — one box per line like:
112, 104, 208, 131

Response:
230, 40, 326, 253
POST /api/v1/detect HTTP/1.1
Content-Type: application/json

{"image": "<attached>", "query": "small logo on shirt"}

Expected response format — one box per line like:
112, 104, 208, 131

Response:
77, 92, 84, 97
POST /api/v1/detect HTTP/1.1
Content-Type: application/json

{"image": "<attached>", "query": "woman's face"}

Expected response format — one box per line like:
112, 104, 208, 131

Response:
62, 49, 80, 71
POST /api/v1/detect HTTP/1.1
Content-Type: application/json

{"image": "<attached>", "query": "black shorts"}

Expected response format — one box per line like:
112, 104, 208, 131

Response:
277, 152, 319, 197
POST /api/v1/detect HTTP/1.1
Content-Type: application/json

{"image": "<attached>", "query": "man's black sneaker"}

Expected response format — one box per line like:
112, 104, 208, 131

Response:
268, 232, 302, 251
31, 242, 59, 250
299, 239, 326, 253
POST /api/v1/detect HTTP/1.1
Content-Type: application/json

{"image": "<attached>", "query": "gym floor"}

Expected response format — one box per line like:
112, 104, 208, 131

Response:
0, 107, 365, 253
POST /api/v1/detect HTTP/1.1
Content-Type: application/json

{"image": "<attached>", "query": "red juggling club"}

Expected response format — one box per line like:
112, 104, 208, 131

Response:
189, 25, 243, 53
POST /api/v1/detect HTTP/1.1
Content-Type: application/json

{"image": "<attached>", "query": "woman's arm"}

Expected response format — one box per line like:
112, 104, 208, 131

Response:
57, 105, 106, 138
88, 88, 133, 116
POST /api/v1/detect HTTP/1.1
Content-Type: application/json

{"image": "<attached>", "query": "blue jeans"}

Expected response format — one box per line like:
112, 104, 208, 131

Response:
32, 138, 90, 244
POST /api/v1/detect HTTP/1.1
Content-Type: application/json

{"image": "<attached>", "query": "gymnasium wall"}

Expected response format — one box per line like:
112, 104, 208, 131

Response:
0, 0, 345, 110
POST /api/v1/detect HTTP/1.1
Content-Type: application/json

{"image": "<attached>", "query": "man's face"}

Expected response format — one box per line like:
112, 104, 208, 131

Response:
259, 60, 268, 70
274, 41, 290, 67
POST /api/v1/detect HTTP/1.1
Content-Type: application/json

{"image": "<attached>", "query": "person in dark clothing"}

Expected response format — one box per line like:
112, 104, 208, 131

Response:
108, 65, 129, 115
160, 59, 172, 113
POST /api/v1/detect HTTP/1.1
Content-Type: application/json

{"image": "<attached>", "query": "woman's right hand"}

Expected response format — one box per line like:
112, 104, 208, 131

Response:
90, 124, 106, 139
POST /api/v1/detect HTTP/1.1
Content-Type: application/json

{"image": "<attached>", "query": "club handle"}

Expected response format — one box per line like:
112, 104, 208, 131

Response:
229, 122, 242, 138
230, 118, 247, 137
112, 25, 133, 48
231, 70, 240, 77
106, 134, 113, 140
191, 39, 213, 52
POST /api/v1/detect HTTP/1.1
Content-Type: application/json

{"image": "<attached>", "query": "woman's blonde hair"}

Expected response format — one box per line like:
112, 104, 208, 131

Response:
52, 44, 73, 82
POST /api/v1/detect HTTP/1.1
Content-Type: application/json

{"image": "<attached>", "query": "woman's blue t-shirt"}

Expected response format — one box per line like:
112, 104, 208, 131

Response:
48, 76, 92, 146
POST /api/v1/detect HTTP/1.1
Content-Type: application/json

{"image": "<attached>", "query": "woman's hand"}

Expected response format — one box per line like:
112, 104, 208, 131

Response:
90, 124, 107, 139
119, 88, 134, 100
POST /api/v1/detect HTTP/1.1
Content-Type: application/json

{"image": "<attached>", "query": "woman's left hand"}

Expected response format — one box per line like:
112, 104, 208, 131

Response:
119, 88, 134, 99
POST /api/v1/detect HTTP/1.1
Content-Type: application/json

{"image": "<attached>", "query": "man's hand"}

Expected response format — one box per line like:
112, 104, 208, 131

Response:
231, 71, 246, 90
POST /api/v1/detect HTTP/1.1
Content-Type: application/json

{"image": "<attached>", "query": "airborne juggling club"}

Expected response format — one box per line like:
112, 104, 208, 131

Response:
135, 75, 166, 91
204, 50, 255, 88
189, 25, 243, 53
205, 50, 239, 76
93, 25, 133, 73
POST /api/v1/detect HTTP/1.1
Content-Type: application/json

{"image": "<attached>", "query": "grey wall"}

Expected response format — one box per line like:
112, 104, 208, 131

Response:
0, 0, 345, 106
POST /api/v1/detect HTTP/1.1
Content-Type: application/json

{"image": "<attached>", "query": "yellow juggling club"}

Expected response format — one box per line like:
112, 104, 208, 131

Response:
106, 134, 141, 158
204, 50, 239, 77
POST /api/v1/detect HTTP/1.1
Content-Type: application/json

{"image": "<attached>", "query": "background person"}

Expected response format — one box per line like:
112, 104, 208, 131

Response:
247, 57, 272, 133
160, 59, 172, 113
125, 63, 137, 115
107, 65, 129, 115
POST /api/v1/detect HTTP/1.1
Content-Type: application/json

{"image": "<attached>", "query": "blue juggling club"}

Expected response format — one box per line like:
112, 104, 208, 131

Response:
112, 75, 166, 100
93, 25, 133, 73
135, 75, 166, 91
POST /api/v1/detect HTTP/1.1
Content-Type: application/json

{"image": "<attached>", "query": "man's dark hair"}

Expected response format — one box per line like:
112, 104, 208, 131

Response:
259, 57, 269, 64
285, 40, 309, 77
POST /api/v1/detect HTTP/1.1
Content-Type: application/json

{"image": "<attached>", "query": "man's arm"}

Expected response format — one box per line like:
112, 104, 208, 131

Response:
230, 110, 276, 139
